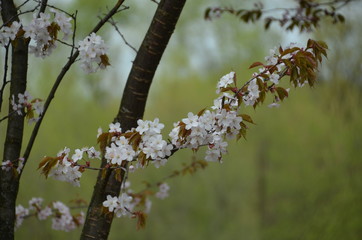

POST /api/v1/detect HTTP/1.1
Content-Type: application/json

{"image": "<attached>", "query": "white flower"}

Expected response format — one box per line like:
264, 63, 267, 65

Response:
155, 183, 170, 199
71, 149, 83, 162
86, 147, 101, 159
37, 206, 52, 220
57, 147, 70, 158
265, 47, 278, 65
248, 79, 260, 98
1, 160, 12, 171
28, 197, 43, 210
269, 73, 280, 84
136, 119, 149, 134
8, 21, 21, 40
205, 148, 221, 162
109, 122, 122, 133
37, 12, 51, 28
53, 201, 69, 214
0, 31, 10, 46
114, 193, 133, 217
103, 195, 120, 212
18, 91, 32, 104
182, 112, 199, 130
15, 205, 29, 229
51, 201, 77, 232
152, 158, 167, 168
10, 95, 21, 115
268, 102, 280, 108
243, 79, 260, 106
217, 71, 235, 93
149, 118, 164, 134
78, 33, 108, 73
51, 9, 72, 40
32, 99, 44, 115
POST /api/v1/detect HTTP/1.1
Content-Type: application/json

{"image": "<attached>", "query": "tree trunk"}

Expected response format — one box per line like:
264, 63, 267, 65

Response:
0, 1, 29, 239
80, 0, 186, 239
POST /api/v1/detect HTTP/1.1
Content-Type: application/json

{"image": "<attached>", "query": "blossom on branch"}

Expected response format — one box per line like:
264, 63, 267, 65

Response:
78, 33, 110, 73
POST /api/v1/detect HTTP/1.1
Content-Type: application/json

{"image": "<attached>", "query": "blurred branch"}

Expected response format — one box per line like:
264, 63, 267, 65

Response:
205, 0, 356, 32
107, 17, 137, 53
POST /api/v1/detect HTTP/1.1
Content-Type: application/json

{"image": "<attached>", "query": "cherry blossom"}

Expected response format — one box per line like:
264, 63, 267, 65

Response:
103, 195, 120, 212
78, 33, 109, 73
155, 183, 170, 199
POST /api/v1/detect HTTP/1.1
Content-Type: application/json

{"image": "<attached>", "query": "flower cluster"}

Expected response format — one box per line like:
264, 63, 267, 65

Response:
15, 198, 84, 232
1, 158, 24, 174
168, 81, 243, 162
23, 10, 72, 57
40, 147, 100, 186
78, 33, 110, 73
52, 201, 84, 231
99, 118, 173, 170
0, 21, 21, 46
40, 40, 328, 181
38, 39, 327, 226
1, 9, 111, 73
11, 91, 44, 123
102, 180, 167, 219
155, 183, 170, 199
103, 193, 134, 218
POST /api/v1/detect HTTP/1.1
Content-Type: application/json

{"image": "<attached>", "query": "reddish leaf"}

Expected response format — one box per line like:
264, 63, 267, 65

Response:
249, 62, 264, 69
197, 108, 206, 117
240, 114, 255, 124
275, 87, 289, 101
134, 211, 147, 230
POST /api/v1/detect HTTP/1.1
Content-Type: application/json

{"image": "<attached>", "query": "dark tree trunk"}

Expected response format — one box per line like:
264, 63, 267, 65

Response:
80, 0, 187, 239
0, 1, 29, 239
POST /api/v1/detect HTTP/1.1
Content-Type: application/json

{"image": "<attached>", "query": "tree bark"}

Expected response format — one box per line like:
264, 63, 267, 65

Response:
0, 1, 29, 239
80, 0, 186, 239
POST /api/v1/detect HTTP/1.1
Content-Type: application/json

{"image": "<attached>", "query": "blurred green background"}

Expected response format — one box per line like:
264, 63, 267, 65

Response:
1, 0, 361, 239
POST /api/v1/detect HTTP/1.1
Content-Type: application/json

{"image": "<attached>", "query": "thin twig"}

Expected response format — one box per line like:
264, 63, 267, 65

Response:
150, 0, 159, 4
0, 110, 18, 123
108, 17, 137, 53
56, 39, 74, 48
70, 11, 78, 57
16, 0, 31, 10
0, 5, 39, 29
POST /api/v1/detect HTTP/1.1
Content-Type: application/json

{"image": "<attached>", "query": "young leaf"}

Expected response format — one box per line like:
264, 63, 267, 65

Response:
249, 61, 264, 69
275, 87, 289, 101
240, 114, 255, 124
134, 211, 147, 230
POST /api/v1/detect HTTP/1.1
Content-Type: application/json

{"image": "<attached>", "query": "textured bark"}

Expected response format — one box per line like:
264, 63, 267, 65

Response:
0, 1, 29, 239
80, 0, 186, 239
